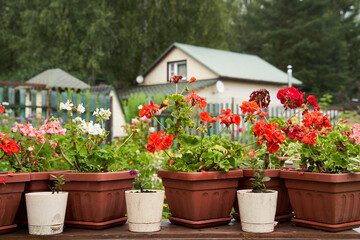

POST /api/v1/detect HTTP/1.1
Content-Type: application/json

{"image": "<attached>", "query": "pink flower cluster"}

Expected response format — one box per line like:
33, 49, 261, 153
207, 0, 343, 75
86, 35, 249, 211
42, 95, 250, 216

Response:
11, 121, 66, 146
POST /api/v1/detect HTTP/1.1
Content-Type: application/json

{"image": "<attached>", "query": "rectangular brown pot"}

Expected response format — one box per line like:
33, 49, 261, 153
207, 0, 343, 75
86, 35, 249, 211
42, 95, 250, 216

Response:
158, 169, 243, 228
0, 172, 30, 234
51, 171, 135, 229
233, 169, 293, 222
280, 170, 360, 232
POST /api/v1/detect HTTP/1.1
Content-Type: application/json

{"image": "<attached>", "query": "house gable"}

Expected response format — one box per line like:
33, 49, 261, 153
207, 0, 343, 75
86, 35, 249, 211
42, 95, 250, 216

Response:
143, 47, 218, 85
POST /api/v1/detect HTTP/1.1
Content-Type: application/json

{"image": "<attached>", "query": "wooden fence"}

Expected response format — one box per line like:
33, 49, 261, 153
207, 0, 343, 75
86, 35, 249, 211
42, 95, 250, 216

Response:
0, 87, 112, 137
150, 101, 340, 144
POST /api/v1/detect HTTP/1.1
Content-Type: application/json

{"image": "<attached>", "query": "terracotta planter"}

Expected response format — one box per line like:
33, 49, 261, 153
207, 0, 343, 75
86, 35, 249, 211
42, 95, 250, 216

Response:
0, 172, 30, 234
158, 169, 243, 228
233, 169, 292, 222
280, 170, 360, 232
15, 171, 71, 226
52, 171, 135, 229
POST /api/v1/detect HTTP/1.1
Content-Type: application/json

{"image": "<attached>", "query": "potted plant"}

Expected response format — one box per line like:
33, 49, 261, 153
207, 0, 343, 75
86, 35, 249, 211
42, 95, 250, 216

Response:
280, 111, 360, 231
51, 101, 136, 229
8, 118, 69, 226
125, 174, 164, 232
139, 76, 244, 228
237, 169, 278, 233
26, 174, 68, 235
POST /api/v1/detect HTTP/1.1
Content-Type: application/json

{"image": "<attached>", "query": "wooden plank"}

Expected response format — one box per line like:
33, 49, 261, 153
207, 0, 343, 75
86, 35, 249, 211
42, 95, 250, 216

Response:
61, 92, 68, 123
19, 89, 26, 119
51, 91, 58, 118
41, 90, 47, 119
30, 89, 37, 116
72, 93, 77, 119
8, 87, 15, 117
5, 220, 358, 239
0, 87, 3, 103
90, 95, 96, 122
81, 94, 86, 120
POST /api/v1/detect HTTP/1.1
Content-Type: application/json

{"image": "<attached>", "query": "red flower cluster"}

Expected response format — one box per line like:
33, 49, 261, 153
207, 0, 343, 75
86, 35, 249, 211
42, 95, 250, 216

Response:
302, 111, 332, 131
253, 120, 286, 153
147, 130, 174, 152
200, 112, 217, 123
139, 101, 159, 119
217, 109, 241, 127
0, 104, 4, 114
189, 77, 196, 83
306, 95, 319, 111
184, 90, 207, 109
0, 133, 20, 155
240, 101, 261, 115
277, 87, 305, 110
249, 89, 271, 108
169, 75, 183, 83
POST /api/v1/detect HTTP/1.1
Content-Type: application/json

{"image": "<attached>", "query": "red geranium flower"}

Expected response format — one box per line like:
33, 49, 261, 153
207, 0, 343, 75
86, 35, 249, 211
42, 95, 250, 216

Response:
302, 111, 332, 131
0, 139, 20, 155
217, 109, 241, 127
249, 89, 271, 108
277, 87, 305, 110
184, 90, 207, 109
147, 130, 174, 152
307, 95, 318, 107
0, 177, 5, 184
139, 101, 160, 119
170, 75, 183, 83
200, 112, 217, 123
240, 101, 261, 115
253, 120, 286, 153
190, 77, 196, 83
0, 104, 4, 114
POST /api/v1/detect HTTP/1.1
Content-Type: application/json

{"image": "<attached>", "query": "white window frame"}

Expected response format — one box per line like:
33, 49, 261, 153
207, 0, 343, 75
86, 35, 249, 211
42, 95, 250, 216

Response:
168, 61, 187, 81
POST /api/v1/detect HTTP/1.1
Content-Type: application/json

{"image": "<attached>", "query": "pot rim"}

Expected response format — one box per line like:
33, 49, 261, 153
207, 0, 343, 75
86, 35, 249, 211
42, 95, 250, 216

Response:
158, 169, 243, 181
26, 191, 68, 196
125, 189, 164, 194
50, 171, 136, 182
280, 170, 360, 182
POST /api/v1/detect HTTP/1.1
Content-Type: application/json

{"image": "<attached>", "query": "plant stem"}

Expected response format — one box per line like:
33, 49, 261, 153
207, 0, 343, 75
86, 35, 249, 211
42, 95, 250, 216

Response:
238, 120, 250, 143
59, 146, 80, 172
163, 149, 172, 159
153, 117, 168, 132
118, 132, 134, 149
12, 153, 22, 170
217, 126, 227, 137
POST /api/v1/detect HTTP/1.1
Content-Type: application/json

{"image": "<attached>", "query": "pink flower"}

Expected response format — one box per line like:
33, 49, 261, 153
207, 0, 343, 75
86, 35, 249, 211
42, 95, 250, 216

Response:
149, 127, 156, 133
131, 118, 139, 125
140, 116, 149, 122
28, 146, 35, 151
50, 141, 57, 149
156, 109, 162, 115
249, 148, 255, 157
237, 127, 243, 133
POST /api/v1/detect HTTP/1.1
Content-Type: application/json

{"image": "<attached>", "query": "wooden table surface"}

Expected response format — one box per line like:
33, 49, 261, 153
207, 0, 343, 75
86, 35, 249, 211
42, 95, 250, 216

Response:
3, 220, 360, 240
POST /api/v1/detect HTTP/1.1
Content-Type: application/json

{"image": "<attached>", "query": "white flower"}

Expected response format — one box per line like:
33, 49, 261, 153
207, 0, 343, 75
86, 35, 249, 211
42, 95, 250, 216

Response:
87, 121, 105, 136
149, 127, 155, 133
138, 105, 143, 110
77, 103, 85, 114
59, 100, 74, 111
93, 108, 111, 120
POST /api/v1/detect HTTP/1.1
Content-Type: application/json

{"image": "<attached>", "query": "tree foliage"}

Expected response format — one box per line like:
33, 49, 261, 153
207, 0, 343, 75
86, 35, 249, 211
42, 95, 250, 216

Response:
0, 0, 359, 104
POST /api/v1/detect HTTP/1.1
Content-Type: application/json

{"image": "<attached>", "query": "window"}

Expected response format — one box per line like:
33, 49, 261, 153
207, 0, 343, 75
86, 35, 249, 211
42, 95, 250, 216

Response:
168, 61, 187, 81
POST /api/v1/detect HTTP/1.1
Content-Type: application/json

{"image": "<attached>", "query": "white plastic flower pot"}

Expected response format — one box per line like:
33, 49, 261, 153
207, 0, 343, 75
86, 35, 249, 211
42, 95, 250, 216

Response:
125, 190, 164, 232
25, 192, 68, 235
237, 189, 278, 233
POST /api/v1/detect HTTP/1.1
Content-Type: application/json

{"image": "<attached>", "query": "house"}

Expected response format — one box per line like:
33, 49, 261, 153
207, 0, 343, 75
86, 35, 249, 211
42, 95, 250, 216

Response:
118, 43, 302, 109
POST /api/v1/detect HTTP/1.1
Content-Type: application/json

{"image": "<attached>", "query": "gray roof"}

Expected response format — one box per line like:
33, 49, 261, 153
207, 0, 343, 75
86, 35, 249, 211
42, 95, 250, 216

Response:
26, 68, 90, 90
144, 43, 302, 85
117, 79, 218, 100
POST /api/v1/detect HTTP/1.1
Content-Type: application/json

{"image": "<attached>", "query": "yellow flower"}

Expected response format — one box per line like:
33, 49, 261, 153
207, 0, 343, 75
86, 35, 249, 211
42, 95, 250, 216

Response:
163, 204, 168, 208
